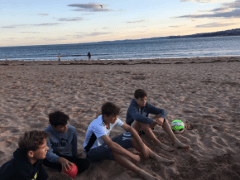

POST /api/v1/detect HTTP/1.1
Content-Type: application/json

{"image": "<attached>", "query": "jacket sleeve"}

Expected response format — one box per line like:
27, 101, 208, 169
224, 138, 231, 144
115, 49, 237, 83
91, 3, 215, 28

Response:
0, 160, 15, 180
45, 138, 59, 163
147, 103, 167, 118
72, 128, 78, 157
128, 105, 154, 124
0, 161, 29, 180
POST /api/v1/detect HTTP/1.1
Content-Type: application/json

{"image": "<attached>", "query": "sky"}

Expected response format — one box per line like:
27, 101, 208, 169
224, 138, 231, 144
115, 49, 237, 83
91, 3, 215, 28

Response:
1, 0, 240, 47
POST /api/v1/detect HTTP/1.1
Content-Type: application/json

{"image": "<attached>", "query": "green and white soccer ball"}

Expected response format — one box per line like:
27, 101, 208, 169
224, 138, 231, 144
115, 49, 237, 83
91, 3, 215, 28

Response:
171, 120, 185, 134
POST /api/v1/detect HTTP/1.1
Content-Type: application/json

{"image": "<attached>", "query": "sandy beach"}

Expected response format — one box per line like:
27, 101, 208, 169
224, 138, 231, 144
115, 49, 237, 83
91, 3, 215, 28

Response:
0, 57, 240, 180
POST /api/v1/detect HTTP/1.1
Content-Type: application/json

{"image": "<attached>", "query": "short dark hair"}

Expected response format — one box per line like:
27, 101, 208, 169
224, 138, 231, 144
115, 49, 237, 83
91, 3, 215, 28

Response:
49, 111, 69, 127
134, 89, 147, 99
48, 173, 73, 180
18, 130, 49, 156
101, 102, 121, 117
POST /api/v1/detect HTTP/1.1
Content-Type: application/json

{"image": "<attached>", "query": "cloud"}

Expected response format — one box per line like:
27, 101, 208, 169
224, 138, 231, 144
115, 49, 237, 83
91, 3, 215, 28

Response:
66, 32, 111, 39
21, 32, 41, 33
58, 17, 84, 21
87, 32, 111, 36
176, 0, 240, 18
127, 19, 146, 23
68, 3, 112, 12
38, 13, 49, 16
2, 26, 17, 29
169, 25, 186, 28
177, 9, 240, 18
47, 32, 111, 41
196, 22, 237, 27
180, 0, 228, 3
33, 23, 60, 26
1, 23, 60, 29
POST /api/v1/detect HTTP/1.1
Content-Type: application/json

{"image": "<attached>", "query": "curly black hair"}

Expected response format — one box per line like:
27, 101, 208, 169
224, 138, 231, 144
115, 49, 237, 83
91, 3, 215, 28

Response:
49, 111, 69, 127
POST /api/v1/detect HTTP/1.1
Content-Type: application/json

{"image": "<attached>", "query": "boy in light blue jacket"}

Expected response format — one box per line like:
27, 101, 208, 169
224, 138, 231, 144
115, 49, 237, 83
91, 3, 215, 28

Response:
43, 111, 89, 174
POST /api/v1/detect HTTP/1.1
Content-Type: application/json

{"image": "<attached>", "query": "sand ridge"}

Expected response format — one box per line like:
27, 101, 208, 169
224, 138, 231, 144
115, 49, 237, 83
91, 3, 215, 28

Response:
0, 57, 240, 180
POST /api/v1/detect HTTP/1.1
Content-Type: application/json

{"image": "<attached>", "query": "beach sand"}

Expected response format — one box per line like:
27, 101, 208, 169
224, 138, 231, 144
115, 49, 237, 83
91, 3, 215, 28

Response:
0, 57, 240, 180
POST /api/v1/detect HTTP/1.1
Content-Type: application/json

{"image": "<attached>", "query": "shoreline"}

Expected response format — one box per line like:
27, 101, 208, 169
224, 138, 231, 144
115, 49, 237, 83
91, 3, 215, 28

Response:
1, 54, 240, 62
1, 56, 240, 66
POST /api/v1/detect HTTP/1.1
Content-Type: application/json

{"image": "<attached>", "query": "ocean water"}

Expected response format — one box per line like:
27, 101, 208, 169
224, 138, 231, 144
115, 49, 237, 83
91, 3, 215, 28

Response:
0, 36, 240, 61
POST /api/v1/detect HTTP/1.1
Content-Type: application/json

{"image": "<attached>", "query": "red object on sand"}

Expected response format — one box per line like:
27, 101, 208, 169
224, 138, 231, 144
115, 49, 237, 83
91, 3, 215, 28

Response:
63, 163, 78, 178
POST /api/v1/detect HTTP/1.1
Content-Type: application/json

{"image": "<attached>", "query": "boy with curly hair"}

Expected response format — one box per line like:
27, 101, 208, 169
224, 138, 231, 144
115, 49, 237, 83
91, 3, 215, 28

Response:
0, 130, 49, 180
43, 111, 89, 175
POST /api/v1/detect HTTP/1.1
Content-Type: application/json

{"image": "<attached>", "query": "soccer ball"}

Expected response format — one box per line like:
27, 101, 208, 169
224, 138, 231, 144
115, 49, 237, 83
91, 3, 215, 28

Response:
171, 120, 185, 134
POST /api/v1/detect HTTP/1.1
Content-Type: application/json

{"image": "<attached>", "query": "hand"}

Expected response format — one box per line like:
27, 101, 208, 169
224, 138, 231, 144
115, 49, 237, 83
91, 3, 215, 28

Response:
154, 117, 164, 126
57, 157, 73, 172
131, 154, 141, 163
152, 119, 159, 126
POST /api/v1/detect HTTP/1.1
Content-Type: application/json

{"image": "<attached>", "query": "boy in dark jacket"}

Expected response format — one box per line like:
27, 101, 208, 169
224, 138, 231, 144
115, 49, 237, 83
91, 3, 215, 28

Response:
0, 130, 49, 180
43, 111, 89, 174
126, 89, 190, 151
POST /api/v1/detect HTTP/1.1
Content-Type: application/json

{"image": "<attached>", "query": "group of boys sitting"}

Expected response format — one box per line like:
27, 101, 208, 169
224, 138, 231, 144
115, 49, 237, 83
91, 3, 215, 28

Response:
0, 89, 190, 180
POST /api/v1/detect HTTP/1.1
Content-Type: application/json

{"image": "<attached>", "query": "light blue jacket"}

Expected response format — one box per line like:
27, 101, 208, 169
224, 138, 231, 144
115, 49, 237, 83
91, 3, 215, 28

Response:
45, 124, 78, 163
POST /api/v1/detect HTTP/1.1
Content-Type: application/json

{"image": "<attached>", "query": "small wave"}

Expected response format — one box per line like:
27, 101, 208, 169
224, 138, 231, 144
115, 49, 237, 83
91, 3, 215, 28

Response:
61, 53, 110, 57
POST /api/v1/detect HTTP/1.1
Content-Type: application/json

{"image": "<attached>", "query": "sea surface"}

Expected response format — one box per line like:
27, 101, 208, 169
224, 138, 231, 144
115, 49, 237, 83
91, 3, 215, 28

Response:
0, 36, 240, 61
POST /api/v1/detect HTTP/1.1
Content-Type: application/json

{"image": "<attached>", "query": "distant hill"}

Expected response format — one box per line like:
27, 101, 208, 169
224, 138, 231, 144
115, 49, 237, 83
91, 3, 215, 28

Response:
167, 28, 240, 39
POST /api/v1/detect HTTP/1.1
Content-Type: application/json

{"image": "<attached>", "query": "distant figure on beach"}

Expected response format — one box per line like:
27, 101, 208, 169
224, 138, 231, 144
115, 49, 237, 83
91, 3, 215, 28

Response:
58, 53, 61, 61
5, 57, 7, 61
0, 130, 49, 180
87, 52, 91, 61
126, 89, 190, 151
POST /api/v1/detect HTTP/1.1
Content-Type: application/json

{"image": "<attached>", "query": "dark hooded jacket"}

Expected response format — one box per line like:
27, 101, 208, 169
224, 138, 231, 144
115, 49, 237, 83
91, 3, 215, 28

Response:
126, 99, 167, 126
0, 148, 48, 180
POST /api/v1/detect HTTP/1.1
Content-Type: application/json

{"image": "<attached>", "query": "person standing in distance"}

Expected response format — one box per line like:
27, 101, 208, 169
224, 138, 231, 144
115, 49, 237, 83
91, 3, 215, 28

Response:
87, 52, 91, 61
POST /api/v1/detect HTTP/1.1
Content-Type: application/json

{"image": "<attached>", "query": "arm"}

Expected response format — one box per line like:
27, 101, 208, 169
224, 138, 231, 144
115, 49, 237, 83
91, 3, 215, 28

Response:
45, 139, 59, 163
101, 135, 140, 163
0, 160, 15, 180
0, 161, 31, 180
121, 124, 144, 149
147, 103, 166, 119
72, 129, 78, 157
45, 135, 72, 172
121, 124, 149, 159
128, 105, 154, 124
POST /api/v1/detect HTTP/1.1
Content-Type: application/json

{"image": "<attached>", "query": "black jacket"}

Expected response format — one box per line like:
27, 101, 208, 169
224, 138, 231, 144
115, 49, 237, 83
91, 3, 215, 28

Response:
0, 148, 48, 180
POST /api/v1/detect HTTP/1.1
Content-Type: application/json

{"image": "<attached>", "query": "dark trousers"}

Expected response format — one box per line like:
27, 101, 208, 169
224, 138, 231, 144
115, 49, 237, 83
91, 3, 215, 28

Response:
43, 153, 90, 174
